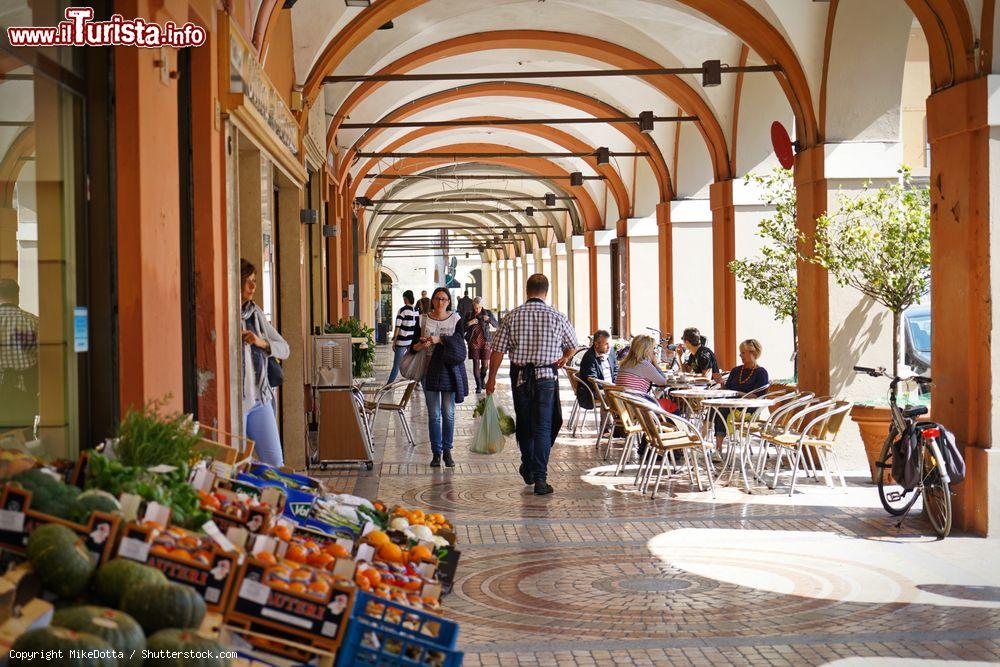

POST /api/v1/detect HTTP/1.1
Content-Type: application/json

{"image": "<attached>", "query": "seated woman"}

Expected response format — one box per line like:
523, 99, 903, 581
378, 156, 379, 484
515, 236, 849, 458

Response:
680, 327, 719, 380
615, 335, 668, 401
711, 338, 769, 456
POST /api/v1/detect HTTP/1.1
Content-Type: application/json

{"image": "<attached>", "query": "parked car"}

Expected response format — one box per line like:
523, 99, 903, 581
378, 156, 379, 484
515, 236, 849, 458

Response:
903, 305, 931, 375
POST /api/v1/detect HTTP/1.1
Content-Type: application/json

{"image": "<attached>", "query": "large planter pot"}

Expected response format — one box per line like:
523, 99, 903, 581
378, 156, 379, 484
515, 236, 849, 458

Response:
851, 405, 891, 483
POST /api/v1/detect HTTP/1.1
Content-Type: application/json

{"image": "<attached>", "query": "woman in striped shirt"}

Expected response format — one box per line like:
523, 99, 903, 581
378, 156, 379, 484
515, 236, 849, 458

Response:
615, 335, 668, 400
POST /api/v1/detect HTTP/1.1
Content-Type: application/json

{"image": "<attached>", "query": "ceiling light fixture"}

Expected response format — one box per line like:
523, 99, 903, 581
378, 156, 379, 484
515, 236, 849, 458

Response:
702, 60, 722, 87
545, 193, 556, 206
378, 21, 394, 30
639, 111, 654, 134
525, 207, 535, 217
570, 172, 584, 186
344, 0, 371, 7
596, 147, 610, 165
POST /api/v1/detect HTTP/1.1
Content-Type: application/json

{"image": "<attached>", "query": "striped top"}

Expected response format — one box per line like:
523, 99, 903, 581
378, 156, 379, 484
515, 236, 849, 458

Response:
394, 305, 419, 347
615, 359, 667, 394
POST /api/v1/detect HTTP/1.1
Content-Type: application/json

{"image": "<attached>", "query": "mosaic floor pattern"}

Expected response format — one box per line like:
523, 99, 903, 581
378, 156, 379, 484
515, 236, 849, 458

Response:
311, 347, 1000, 666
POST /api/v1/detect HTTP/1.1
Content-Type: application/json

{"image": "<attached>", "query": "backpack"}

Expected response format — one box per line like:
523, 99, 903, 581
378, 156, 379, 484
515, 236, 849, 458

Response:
892, 421, 965, 491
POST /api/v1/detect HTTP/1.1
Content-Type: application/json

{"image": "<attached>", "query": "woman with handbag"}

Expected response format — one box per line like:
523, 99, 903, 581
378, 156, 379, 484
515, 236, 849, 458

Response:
239, 259, 290, 467
465, 296, 498, 394
410, 287, 469, 468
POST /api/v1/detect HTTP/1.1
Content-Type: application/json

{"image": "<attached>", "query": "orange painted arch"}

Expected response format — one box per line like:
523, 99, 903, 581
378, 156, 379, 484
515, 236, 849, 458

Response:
354, 144, 605, 231
335, 81, 672, 201
346, 119, 632, 224
321, 30, 730, 181
0, 126, 34, 208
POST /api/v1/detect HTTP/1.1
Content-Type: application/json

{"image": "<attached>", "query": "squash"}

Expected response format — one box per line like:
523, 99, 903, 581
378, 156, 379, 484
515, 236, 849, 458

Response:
145, 629, 229, 667
70, 490, 122, 523
27, 523, 96, 598
53, 606, 144, 667
9, 626, 117, 667
94, 558, 168, 608
121, 581, 206, 635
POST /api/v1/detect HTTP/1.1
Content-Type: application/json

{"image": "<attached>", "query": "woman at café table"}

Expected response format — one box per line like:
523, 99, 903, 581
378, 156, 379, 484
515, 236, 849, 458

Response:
680, 327, 719, 379
711, 339, 769, 457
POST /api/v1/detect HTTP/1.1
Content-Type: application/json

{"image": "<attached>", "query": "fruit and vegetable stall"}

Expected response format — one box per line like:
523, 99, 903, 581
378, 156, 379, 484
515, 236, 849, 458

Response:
0, 405, 463, 666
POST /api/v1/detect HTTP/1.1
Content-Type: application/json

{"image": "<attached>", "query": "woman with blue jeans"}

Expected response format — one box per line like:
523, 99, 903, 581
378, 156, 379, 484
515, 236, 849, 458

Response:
409, 287, 468, 467
240, 259, 290, 467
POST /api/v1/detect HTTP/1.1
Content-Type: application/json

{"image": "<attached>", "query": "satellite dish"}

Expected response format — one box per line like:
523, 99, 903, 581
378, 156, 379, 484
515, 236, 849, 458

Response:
771, 121, 795, 169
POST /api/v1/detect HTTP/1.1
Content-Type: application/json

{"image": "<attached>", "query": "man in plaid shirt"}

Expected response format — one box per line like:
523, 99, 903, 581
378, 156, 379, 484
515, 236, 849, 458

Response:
487, 274, 578, 495
0, 280, 38, 428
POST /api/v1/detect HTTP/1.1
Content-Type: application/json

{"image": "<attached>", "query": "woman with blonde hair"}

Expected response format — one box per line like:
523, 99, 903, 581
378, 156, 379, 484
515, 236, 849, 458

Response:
711, 338, 769, 457
614, 335, 668, 398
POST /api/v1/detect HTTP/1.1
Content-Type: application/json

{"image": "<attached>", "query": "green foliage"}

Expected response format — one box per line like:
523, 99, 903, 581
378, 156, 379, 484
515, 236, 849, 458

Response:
325, 318, 376, 378
116, 398, 201, 469
812, 167, 931, 376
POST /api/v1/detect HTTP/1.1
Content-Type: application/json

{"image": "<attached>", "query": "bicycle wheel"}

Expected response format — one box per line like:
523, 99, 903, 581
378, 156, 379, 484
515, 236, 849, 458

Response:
922, 439, 953, 538
877, 435, 919, 516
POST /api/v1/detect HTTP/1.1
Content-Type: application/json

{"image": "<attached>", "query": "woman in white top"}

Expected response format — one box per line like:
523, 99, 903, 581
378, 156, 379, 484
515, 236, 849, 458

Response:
410, 287, 468, 467
240, 259, 290, 467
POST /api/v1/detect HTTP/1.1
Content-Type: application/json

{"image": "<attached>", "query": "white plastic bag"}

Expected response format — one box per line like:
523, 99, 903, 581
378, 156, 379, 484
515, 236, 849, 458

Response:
470, 395, 506, 455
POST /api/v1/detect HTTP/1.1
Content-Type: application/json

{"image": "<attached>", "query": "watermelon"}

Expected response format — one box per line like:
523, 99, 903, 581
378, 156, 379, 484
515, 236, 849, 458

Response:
121, 581, 206, 635
70, 490, 122, 523
95, 558, 168, 608
144, 629, 229, 666
53, 606, 144, 667
9, 626, 117, 667
27, 523, 96, 598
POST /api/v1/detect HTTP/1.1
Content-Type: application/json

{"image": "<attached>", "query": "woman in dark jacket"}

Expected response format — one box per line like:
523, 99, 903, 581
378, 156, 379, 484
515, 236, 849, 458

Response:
411, 287, 468, 467
680, 327, 719, 379
465, 296, 498, 394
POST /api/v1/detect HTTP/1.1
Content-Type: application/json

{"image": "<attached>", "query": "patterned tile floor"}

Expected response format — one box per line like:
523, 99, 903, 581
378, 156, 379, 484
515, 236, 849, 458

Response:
309, 347, 1000, 666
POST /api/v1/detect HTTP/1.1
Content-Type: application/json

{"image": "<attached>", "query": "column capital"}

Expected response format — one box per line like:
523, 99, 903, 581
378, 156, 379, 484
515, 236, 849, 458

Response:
927, 76, 988, 142
793, 145, 826, 186
709, 179, 734, 211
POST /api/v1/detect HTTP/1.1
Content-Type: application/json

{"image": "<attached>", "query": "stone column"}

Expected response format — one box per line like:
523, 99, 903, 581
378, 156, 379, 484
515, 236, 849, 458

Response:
927, 77, 996, 535
794, 146, 829, 396
710, 180, 737, 370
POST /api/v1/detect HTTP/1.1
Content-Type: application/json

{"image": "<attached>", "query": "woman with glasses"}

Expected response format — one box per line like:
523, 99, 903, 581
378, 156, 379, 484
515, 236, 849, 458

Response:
410, 287, 469, 467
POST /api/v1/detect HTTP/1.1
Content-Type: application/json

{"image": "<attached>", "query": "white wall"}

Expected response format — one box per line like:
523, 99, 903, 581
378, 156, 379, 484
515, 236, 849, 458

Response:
595, 243, 612, 333
628, 234, 660, 337
670, 201, 714, 345
571, 239, 591, 339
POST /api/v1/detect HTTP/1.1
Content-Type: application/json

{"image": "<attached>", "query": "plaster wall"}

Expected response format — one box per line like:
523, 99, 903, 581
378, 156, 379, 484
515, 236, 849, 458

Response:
571, 242, 591, 339
670, 201, 714, 344
733, 72, 790, 177
627, 235, 660, 338
595, 245, 612, 335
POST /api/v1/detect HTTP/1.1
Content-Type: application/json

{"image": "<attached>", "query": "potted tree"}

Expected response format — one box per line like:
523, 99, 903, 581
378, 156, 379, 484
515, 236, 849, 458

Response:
812, 168, 931, 482
729, 167, 799, 388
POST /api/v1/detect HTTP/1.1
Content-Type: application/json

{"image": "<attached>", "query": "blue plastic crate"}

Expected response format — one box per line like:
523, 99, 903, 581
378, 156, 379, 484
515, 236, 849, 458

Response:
349, 591, 458, 650
336, 618, 463, 667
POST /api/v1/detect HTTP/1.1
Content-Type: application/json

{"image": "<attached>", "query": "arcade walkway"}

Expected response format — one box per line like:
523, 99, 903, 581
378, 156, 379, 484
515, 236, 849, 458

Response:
314, 348, 1000, 666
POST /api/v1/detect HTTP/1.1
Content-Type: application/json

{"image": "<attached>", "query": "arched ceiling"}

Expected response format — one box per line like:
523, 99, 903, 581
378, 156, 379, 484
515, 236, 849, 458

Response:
279, 0, 980, 255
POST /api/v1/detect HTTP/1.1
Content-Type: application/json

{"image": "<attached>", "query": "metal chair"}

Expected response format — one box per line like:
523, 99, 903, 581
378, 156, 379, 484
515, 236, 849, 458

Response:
590, 378, 620, 453
603, 387, 644, 466
361, 379, 418, 448
624, 394, 716, 499
765, 400, 853, 495
565, 367, 599, 436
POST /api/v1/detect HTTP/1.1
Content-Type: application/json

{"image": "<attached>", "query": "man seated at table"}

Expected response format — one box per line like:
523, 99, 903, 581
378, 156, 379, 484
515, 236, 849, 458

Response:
711, 338, 769, 458
576, 330, 616, 411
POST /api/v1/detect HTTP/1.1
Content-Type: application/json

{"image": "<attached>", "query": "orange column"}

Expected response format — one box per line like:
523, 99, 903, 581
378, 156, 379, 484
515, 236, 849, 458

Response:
585, 231, 598, 333
793, 146, 829, 396
656, 201, 674, 338
710, 180, 736, 370
926, 78, 992, 535
326, 181, 343, 323
115, 0, 183, 414
190, 18, 229, 430
617, 223, 631, 337
339, 186, 355, 319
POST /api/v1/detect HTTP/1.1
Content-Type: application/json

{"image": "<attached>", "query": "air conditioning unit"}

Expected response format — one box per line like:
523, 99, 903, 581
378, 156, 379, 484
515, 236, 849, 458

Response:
312, 334, 353, 388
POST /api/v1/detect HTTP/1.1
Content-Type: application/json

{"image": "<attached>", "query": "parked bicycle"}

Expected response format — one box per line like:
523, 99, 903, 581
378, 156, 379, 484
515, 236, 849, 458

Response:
853, 366, 953, 538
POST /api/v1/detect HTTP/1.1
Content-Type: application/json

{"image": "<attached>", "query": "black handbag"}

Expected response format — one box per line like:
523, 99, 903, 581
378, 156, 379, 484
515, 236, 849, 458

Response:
267, 357, 283, 388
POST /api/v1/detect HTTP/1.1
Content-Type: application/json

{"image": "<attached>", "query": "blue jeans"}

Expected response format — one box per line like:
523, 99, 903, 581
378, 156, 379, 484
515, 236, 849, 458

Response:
512, 377, 562, 482
386, 345, 408, 383
245, 400, 284, 467
424, 390, 455, 454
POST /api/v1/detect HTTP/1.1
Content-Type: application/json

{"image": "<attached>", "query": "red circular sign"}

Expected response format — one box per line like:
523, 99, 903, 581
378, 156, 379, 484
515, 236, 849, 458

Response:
771, 121, 794, 169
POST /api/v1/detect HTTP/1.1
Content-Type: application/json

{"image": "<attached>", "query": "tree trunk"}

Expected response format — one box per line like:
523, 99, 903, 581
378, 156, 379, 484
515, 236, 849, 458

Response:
891, 309, 900, 380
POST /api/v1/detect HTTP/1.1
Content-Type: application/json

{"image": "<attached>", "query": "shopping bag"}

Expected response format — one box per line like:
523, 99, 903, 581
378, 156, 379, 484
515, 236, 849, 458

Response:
470, 395, 507, 455
399, 348, 430, 381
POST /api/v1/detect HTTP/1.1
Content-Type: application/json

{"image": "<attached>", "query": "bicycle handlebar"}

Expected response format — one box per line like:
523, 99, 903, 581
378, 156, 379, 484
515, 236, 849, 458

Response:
853, 365, 932, 385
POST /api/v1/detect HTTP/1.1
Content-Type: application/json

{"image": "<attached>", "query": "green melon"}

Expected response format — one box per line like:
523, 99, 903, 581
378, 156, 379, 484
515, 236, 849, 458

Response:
70, 490, 122, 524
27, 523, 96, 598
144, 629, 229, 667
95, 558, 168, 608
53, 606, 144, 667
9, 626, 118, 667
121, 581, 206, 635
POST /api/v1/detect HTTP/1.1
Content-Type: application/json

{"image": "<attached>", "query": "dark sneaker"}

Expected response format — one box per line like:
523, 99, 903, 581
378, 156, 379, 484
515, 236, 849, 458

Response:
518, 463, 534, 485
533, 480, 554, 496
443, 451, 455, 467
430, 453, 441, 468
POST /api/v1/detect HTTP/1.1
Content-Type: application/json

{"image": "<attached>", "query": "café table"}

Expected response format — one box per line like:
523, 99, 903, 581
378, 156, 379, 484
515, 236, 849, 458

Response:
701, 396, 775, 493
669, 388, 740, 439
